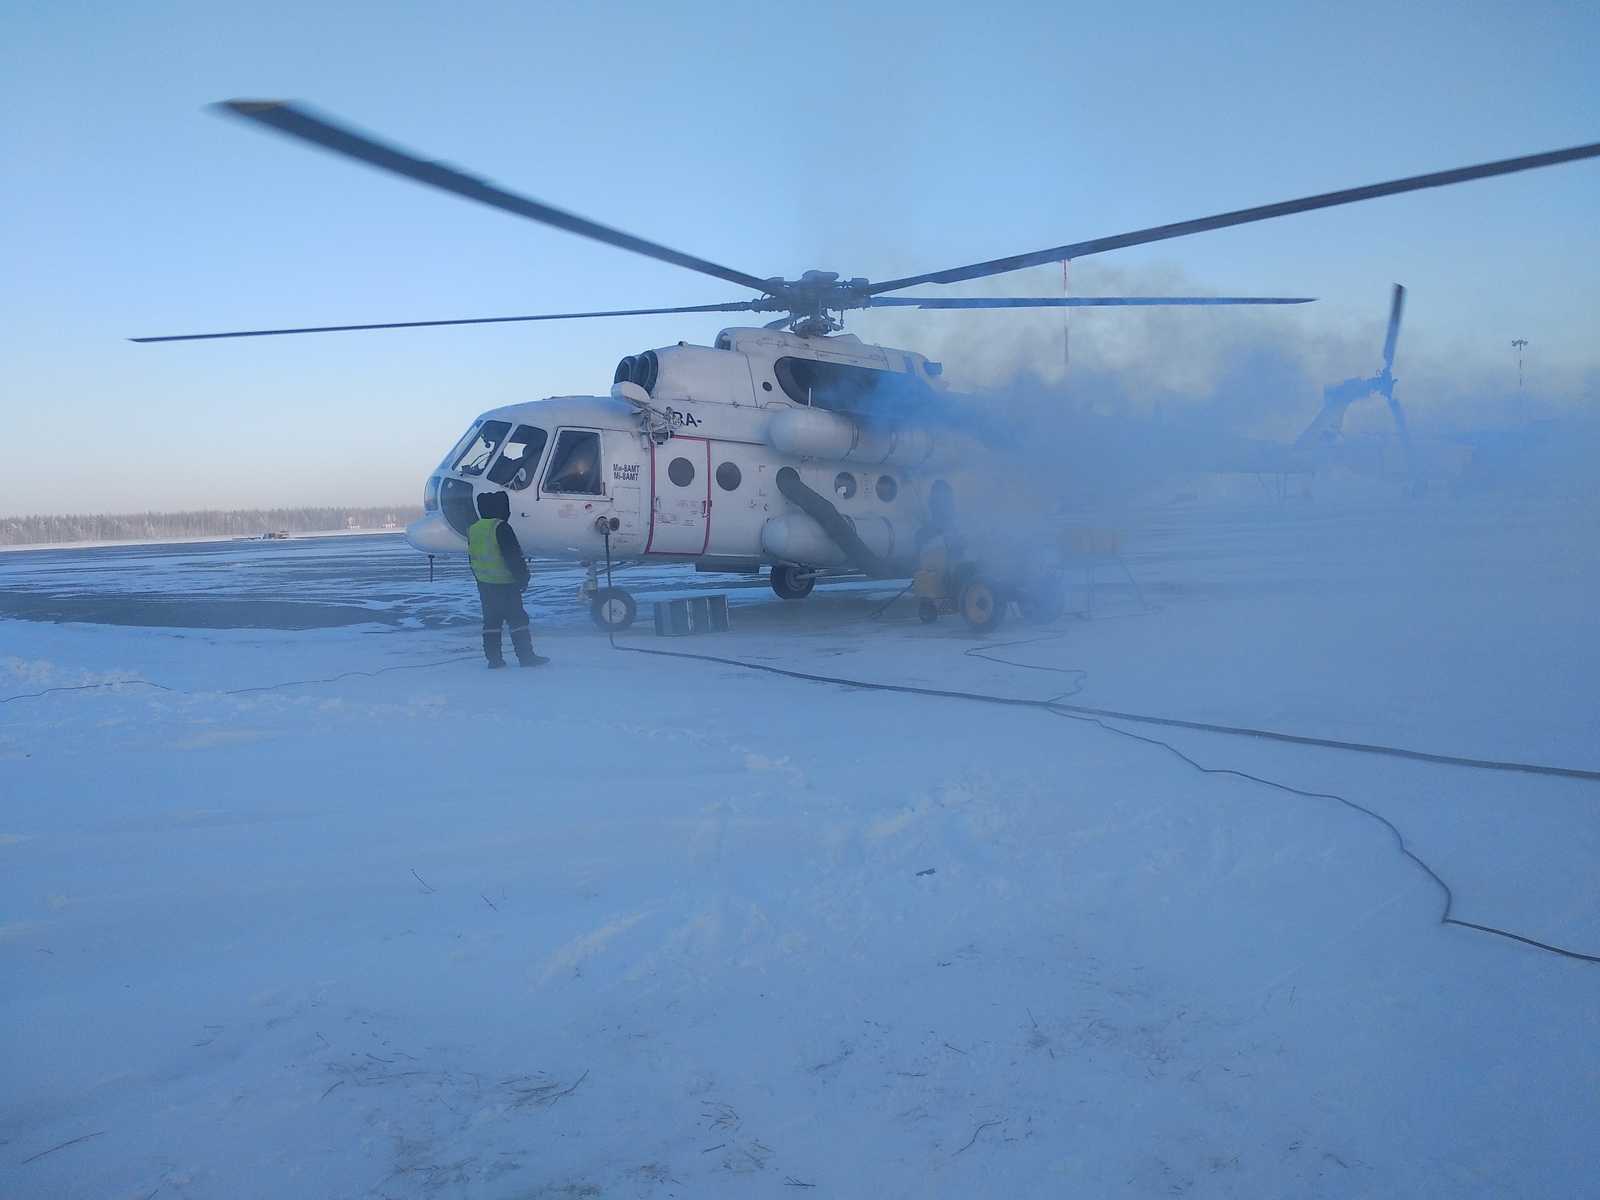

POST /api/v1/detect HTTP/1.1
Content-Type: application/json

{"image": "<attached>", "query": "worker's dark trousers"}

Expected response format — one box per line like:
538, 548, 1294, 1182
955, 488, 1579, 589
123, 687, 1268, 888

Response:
477, 582, 532, 667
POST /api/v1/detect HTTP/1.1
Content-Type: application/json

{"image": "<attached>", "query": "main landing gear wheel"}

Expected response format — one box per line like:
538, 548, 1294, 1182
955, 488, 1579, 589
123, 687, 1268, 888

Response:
958, 576, 1006, 634
770, 564, 815, 600
1019, 578, 1067, 628
918, 599, 940, 624
589, 587, 636, 631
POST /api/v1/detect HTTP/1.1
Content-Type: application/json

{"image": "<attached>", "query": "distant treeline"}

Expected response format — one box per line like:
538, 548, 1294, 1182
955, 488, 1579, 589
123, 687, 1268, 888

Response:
0, 507, 424, 546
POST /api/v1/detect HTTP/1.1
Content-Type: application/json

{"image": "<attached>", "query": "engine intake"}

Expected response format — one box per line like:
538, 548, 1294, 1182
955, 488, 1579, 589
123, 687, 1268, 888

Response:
613, 349, 659, 393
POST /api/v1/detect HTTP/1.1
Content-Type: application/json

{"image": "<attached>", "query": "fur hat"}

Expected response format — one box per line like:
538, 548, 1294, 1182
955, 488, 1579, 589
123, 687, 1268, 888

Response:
475, 490, 511, 520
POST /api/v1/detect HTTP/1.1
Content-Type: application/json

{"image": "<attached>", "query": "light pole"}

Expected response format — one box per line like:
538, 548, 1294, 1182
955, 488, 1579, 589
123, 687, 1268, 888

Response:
1511, 338, 1529, 427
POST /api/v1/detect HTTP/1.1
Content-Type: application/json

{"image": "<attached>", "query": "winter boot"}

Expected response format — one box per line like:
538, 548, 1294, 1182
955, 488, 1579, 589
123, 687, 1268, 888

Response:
510, 627, 549, 667
483, 630, 507, 669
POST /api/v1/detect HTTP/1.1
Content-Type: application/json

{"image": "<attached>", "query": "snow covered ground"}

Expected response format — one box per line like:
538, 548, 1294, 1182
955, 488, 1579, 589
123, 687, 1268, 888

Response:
3, 489, 1597, 1198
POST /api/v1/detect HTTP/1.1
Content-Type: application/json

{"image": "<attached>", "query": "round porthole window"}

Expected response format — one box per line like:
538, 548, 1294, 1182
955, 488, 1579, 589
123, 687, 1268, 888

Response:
668, 457, 696, 487
875, 474, 898, 502
716, 461, 742, 491
834, 472, 857, 499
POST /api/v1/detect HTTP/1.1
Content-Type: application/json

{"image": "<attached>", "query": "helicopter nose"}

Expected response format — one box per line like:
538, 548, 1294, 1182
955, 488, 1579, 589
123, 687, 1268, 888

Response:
406, 511, 466, 553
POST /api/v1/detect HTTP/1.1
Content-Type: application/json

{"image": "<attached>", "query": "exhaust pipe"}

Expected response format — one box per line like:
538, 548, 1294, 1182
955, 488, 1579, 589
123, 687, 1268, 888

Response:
774, 467, 894, 577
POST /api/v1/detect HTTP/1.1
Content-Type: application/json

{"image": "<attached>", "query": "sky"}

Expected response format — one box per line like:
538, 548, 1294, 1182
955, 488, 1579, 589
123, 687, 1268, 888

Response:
1, 0, 1597, 515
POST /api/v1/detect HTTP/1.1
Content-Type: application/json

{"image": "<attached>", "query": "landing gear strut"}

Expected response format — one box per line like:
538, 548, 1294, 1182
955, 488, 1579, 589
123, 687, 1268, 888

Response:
588, 520, 635, 631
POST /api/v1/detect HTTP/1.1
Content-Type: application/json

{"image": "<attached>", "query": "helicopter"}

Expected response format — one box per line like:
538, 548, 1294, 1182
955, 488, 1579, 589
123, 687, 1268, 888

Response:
1181, 284, 1470, 492
136, 101, 1600, 632
1252, 284, 1474, 492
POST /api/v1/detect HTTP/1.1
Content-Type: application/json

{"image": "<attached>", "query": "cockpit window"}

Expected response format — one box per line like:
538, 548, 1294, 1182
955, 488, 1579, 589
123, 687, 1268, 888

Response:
439, 477, 476, 537
541, 429, 604, 495
440, 420, 483, 471
451, 420, 512, 476
487, 425, 549, 490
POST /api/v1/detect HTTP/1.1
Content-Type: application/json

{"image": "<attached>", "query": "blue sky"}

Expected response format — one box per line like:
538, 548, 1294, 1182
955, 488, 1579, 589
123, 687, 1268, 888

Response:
2, 0, 1596, 514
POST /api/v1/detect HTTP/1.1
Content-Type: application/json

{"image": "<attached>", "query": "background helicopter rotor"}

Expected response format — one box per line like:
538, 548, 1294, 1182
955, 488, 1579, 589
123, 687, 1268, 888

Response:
133, 101, 1600, 343
1308, 283, 1418, 474
1375, 284, 1421, 480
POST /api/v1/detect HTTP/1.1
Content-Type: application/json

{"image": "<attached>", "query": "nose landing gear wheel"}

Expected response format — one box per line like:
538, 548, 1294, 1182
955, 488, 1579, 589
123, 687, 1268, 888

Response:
770, 564, 815, 600
590, 587, 637, 631
958, 576, 1006, 634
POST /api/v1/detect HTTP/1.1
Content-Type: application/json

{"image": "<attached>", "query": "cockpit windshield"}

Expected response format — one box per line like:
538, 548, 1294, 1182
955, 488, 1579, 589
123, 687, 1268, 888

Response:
451, 420, 512, 476
486, 425, 549, 491
439, 420, 483, 471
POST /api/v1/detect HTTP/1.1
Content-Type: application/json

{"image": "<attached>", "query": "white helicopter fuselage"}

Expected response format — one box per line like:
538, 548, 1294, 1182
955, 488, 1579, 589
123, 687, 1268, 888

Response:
406, 327, 985, 579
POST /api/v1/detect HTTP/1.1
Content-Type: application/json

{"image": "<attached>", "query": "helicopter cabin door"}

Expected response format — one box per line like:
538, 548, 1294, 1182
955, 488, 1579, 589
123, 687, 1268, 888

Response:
646, 437, 711, 556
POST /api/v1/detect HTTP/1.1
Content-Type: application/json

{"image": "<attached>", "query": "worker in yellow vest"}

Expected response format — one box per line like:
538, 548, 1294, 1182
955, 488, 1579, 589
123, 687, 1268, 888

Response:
467, 491, 546, 668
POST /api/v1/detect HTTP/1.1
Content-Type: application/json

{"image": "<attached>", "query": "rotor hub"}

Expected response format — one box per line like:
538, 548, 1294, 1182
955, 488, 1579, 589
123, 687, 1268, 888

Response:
759, 271, 873, 336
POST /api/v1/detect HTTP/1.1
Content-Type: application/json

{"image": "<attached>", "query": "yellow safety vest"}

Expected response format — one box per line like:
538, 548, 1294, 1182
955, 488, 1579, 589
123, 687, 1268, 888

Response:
468, 518, 514, 584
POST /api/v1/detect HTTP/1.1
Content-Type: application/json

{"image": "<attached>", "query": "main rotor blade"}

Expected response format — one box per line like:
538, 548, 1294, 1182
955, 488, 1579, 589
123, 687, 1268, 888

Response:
217, 101, 775, 294
864, 295, 1314, 308
870, 139, 1600, 294
1381, 283, 1406, 373
130, 301, 763, 343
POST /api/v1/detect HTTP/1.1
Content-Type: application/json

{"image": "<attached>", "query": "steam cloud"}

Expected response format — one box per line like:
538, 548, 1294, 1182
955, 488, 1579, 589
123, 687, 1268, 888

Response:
857, 262, 1597, 510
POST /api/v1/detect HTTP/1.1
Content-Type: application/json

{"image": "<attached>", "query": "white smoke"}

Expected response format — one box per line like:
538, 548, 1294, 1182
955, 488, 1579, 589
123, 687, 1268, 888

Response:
853, 260, 1598, 508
